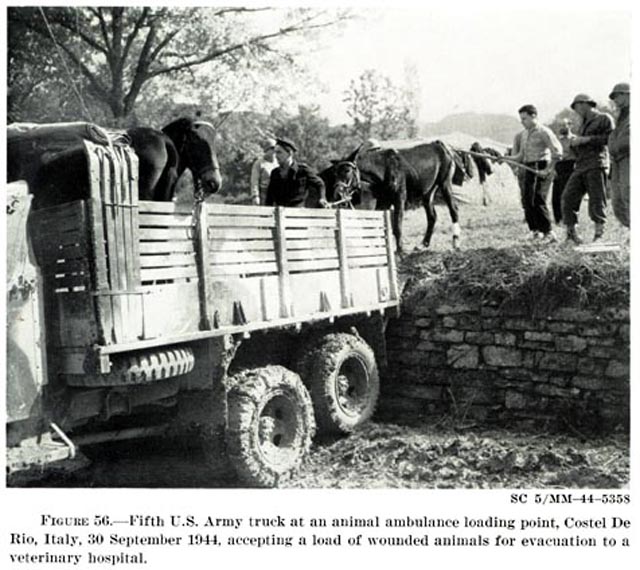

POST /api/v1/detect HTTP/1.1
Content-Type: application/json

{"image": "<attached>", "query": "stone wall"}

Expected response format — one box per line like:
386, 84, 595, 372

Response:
383, 301, 630, 432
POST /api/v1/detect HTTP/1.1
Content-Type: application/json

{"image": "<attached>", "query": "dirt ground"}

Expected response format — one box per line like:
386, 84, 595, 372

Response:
21, 420, 629, 489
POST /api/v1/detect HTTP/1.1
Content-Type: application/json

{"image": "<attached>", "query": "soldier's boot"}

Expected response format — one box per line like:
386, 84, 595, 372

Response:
593, 223, 605, 241
566, 225, 583, 245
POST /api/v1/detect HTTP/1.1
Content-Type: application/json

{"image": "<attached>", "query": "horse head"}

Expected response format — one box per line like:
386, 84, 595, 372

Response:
161, 118, 222, 198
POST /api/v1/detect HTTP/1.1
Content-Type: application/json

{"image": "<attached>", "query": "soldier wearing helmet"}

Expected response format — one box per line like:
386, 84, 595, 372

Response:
607, 82, 630, 228
561, 93, 615, 243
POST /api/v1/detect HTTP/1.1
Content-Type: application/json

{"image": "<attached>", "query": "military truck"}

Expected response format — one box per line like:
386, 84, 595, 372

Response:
6, 134, 399, 487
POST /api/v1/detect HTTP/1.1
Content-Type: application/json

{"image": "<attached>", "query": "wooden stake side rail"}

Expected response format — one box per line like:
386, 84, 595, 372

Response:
33, 141, 399, 363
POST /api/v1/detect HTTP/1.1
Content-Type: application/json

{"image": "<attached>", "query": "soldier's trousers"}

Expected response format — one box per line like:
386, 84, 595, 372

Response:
561, 167, 608, 227
610, 157, 630, 228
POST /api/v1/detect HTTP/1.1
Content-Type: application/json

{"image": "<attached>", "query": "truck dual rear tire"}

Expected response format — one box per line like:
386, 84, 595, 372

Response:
295, 333, 380, 434
226, 365, 315, 488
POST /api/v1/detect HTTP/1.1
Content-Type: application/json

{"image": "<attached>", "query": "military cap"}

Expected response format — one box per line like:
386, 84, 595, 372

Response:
262, 137, 277, 150
609, 82, 630, 99
570, 93, 597, 109
275, 137, 298, 153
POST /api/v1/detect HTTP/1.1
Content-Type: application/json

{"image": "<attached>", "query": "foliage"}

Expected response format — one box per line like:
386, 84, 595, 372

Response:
402, 245, 630, 316
206, 106, 361, 199
8, 6, 348, 125
343, 69, 418, 141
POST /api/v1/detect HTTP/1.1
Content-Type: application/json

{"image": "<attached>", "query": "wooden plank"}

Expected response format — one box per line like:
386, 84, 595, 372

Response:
346, 237, 386, 248
275, 207, 291, 318
209, 239, 276, 253
140, 265, 200, 282
210, 250, 277, 264
195, 201, 212, 330
343, 228, 386, 238
347, 245, 387, 257
282, 208, 336, 218
336, 208, 351, 308
284, 227, 336, 239
348, 255, 388, 268
289, 258, 340, 272
85, 142, 112, 344
385, 210, 399, 301
208, 227, 274, 240
138, 200, 194, 214
139, 213, 195, 227
97, 300, 400, 355
140, 240, 195, 254
209, 261, 279, 276
286, 238, 337, 250
139, 281, 200, 340
344, 218, 385, 229
140, 227, 194, 240
209, 203, 275, 217
100, 148, 125, 342
140, 253, 196, 268
283, 217, 336, 228
117, 147, 137, 340
125, 148, 142, 341
207, 214, 276, 228
111, 149, 130, 342
342, 210, 385, 220
287, 248, 338, 261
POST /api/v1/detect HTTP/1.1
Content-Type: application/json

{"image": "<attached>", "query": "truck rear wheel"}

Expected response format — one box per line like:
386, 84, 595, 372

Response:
226, 366, 315, 488
295, 333, 379, 434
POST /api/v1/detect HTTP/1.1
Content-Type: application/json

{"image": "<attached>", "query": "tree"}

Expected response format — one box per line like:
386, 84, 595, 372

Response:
8, 7, 349, 126
343, 69, 417, 141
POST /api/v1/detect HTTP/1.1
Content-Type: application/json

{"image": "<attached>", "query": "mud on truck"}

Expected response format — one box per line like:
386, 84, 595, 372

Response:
6, 128, 400, 487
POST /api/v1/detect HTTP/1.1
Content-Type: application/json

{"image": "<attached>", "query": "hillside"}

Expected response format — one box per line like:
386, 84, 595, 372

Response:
420, 112, 521, 145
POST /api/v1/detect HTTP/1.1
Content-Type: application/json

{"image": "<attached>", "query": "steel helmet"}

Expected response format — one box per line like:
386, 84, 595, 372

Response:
570, 93, 597, 109
609, 82, 630, 99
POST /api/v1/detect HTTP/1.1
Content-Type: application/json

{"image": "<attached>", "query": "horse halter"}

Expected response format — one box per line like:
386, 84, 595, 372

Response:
332, 161, 361, 208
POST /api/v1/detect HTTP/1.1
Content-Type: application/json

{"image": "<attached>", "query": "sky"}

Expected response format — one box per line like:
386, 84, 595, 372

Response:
300, 3, 633, 125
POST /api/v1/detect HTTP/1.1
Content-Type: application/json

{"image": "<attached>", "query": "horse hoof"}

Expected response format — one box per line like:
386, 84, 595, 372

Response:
452, 236, 460, 249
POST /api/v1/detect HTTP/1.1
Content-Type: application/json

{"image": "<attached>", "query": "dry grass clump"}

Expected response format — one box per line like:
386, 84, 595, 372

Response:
402, 244, 629, 316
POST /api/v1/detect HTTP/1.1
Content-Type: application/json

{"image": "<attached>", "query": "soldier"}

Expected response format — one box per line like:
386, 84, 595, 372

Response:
265, 138, 328, 208
607, 82, 630, 228
562, 94, 614, 243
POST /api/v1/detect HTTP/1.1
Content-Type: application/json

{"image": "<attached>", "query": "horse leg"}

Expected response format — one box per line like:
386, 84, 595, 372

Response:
421, 190, 437, 249
440, 179, 461, 249
393, 192, 405, 255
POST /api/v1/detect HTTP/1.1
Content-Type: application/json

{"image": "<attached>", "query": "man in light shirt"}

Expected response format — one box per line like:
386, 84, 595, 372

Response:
250, 138, 277, 205
510, 104, 563, 242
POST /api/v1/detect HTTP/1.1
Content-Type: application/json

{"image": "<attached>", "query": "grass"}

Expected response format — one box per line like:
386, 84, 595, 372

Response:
396, 172, 630, 315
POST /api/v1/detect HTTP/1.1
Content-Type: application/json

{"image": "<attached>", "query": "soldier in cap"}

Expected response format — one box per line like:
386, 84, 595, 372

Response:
265, 137, 328, 208
607, 82, 630, 228
250, 137, 277, 205
561, 93, 615, 243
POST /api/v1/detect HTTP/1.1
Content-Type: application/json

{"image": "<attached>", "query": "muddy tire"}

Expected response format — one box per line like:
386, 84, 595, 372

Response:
295, 333, 379, 434
226, 366, 315, 488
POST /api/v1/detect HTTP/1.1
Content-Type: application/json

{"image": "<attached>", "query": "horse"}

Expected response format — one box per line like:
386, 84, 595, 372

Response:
319, 147, 375, 209
7, 118, 222, 209
351, 141, 462, 253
